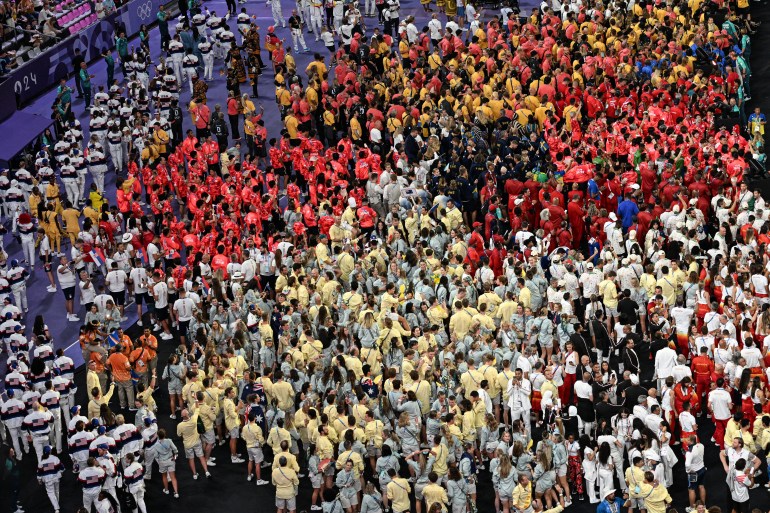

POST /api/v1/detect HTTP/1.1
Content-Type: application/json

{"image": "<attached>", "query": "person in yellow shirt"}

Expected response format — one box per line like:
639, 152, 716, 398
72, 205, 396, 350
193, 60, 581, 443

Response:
423, 472, 449, 512
242, 412, 268, 485
627, 471, 672, 513
61, 201, 81, 244
176, 408, 211, 479
386, 468, 412, 513
272, 456, 299, 513
193, 392, 217, 464
364, 411, 384, 469
223, 387, 244, 463
316, 426, 335, 488
272, 371, 295, 411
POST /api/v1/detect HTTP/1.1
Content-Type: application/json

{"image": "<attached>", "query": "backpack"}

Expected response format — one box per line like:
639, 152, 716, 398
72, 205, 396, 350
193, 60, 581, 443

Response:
197, 414, 206, 434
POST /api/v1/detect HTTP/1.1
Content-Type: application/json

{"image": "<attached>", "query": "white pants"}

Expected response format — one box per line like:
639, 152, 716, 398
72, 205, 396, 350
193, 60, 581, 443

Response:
365, 0, 375, 14
510, 408, 531, 434
63, 179, 79, 206
49, 410, 63, 452
20, 236, 35, 268
309, 7, 323, 38
203, 54, 214, 80
291, 28, 307, 51
77, 171, 87, 200
184, 67, 196, 94
294, 0, 305, 21
271, 2, 286, 25
83, 489, 101, 513
108, 144, 123, 173
44, 480, 60, 511
585, 476, 598, 503
90, 166, 106, 193
132, 487, 147, 513
171, 58, 183, 86
7, 426, 28, 457
12, 285, 27, 312
32, 435, 48, 461
144, 447, 157, 479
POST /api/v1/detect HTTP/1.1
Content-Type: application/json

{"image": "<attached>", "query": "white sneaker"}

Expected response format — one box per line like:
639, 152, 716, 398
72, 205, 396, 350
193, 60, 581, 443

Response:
137, 320, 143, 326
311, 505, 322, 511
205, 471, 212, 478
232, 457, 245, 463
69, 315, 81, 322
193, 473, 199, 480
256, 479, 269, 486
46, 286, 56, 292
163, 489, 170, 495
247, 474, 253, 481
207, 459, 217, 466
153, 323, 161, 331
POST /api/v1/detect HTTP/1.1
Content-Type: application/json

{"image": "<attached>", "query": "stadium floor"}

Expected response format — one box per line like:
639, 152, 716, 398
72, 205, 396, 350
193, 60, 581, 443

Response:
4, 0, 770, 511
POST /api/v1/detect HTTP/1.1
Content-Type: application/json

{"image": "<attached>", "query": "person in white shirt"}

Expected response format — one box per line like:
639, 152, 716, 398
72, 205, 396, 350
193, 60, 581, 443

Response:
105, 261, 128, 318
172, 289, 195, 346
708, 378, 733, 448
740, 337, 763, 371
78, 270, 96, 314
129, 261, 149, 327
57, 255, 80, 321
151, 272, 172, 340
653, 342, 678, 390
507, 369, 531, 433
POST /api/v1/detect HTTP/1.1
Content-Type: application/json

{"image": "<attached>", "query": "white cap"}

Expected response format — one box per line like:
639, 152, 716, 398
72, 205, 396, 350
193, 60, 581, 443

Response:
609, 212, 617, 221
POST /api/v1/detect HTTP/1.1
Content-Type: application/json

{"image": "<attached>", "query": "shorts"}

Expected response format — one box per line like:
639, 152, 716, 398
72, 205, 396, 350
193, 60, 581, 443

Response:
229, 426, 240, 439
366, 444, 381, 458
557, 464, 567, 477
247, 447, 264, 463
184, 442, 203, 459
62, 286, 76, 301
457, 6, 465, 16
604, 306, 618, 318
158, 458, 176, 473
340, 494, 358, 509
466, 481, 477, 494
276, 497, 296, 510
323, 464, 335, 477
310, 474, 322, 488
201, 430, 215, 446
415, 482, 426, 500
111, 290, 125, 306
156, 307, 170, 321
168, 383, 183, 395
687, 467, 706, 490
135, 292, 149, 305
179, 319, 190, 336
492, 396, 500, 406
499, 492, 513, 502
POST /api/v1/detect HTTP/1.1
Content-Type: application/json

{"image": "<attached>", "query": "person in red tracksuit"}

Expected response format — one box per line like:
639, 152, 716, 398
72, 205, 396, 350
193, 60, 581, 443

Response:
691, 346, 714, 410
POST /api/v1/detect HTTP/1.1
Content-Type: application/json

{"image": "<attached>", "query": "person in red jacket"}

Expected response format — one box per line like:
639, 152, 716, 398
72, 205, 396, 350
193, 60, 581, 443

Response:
691, 346, 714, 410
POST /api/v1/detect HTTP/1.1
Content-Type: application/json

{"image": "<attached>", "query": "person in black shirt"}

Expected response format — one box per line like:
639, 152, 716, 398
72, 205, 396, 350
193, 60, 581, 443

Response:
617, 290, 639, 327
594, 390, 623, 426
72, 48, 85, 98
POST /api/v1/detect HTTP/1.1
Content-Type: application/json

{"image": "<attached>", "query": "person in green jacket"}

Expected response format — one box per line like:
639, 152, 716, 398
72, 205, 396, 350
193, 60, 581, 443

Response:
79, 62, 94, 107
102, 49, 115, 87
115, 31, 128, 73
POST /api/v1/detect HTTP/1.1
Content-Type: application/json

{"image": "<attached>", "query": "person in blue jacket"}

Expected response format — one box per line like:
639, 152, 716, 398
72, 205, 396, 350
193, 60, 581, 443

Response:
597, 488, 625, 513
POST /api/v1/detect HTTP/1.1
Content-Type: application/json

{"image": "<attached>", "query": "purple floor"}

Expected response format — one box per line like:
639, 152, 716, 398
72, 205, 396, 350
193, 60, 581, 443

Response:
11, 0, 538, 366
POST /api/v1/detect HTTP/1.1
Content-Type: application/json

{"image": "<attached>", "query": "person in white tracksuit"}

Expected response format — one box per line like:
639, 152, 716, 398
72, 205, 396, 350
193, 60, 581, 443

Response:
0, 389, 29, 457
87, 148, 108, 194
71, 150, 88, 203
268, 0, 287, 26
60, 159, 79, 207
168, 37, 185, 87
37, 447, 64, 513
309, 0, 324, 40
182, 50, 199, 95
17, 214, 36, 270
105, 124, 124, 174
199, 37, 214, 80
